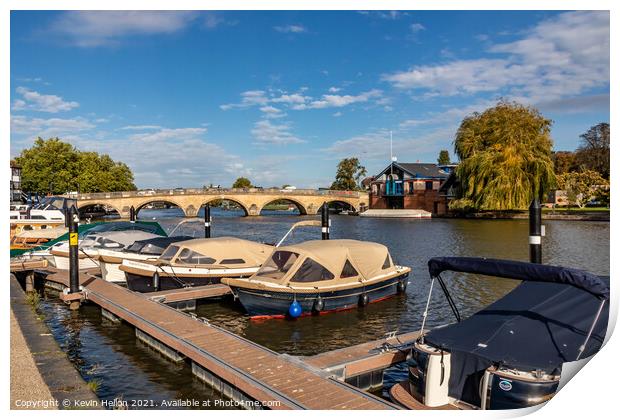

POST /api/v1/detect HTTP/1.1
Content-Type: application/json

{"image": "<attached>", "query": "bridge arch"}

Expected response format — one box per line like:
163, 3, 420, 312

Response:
323, 200, 356, 212
134, 198, 185, 217
199, 197, 250, 217
259, 197, 308, 215
77, 202, 122, 219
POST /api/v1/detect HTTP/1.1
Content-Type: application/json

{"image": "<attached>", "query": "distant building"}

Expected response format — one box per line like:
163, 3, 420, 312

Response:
10, 160, 22, 204
368, 162, 455, 215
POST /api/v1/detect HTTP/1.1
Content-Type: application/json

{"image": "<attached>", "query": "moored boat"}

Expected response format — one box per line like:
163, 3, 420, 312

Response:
119, 237, 274, 292
392, 257, 609, 410
97, 236, 192, 283
222, 239, 411, 318
50, 230, 162, 270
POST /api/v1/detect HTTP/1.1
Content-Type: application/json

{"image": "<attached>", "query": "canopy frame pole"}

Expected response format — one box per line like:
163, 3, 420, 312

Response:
419, 277, 436, 343
576, 299, 607, 360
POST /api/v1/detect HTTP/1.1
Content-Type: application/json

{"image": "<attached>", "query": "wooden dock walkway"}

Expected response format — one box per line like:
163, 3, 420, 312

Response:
24, 267, 398, 410
304, 330, 419, 378
144, 284, 231, 303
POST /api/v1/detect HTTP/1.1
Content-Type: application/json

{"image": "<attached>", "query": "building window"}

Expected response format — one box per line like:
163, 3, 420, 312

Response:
425, 181, 433, 190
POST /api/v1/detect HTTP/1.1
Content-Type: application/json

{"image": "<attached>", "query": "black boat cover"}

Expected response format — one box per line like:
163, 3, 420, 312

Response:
127, 236, 193, 253
423, 259, 609, 406
428, 257, 609, 299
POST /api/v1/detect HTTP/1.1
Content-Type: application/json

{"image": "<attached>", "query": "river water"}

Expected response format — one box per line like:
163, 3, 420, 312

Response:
35, 208, 610, 407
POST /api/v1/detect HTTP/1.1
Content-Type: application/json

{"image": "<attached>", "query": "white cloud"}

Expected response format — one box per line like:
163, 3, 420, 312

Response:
274, 25, 307, 34
271, 93, 309, 105
203, 13, 238, 29
127, 127, 207, 143
328, 87, 341, 93
323, 127, 454, 161
49, 11, 199, 47
220, 90, 269, 110
259, 106, 286, 119
298, 89, 382, 110
358, 11, 410, 20
11, 115, 94, 136
12, 87, 79, 113
410, 23, 426, 33
383, 11, 609, 108
251, 120, 305, 145
120, 125, 162, 130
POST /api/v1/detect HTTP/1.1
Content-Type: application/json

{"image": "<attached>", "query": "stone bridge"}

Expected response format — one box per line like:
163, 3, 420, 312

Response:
75, 188, 369, 218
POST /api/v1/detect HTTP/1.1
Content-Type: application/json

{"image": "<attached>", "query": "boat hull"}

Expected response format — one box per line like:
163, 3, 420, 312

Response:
125, 272, 247, 293
232, 273, 409, 318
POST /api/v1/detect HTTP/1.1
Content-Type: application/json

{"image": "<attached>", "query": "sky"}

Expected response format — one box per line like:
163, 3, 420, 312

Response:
10, 10, 610, 189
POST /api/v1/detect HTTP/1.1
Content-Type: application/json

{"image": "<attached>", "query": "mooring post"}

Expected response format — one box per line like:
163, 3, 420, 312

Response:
130, 206, 136, 223
204, 205, 211, 238
321, 203, 330, 240
529, 198, 542, 264
67, 205, 81, 310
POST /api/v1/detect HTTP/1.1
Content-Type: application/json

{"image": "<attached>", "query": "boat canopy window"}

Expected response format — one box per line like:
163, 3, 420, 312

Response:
291, 258, 335, 283
99, 238, 123, 248
382, 254, 392, 269
176, 248, 216, 265
256, 251, 299, 280
125, 242, 145, 253
160, 245, 180, 261
220, 258, 246, 265
340, 260, 359, 278
140, 243, 165, 255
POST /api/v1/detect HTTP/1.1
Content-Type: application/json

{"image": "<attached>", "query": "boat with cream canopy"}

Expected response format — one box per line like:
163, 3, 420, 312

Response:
222, 239, 411, 318
119, 237, 274, 292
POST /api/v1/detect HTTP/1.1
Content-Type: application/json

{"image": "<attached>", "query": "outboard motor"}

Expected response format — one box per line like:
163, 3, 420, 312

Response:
480, 367, 559, 410
408, 341, 451, 407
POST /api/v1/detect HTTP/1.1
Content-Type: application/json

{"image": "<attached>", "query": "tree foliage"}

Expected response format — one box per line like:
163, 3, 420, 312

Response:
454, 101, 556, 210
574, 123, 610, 179
437, 150, 451, 165
556, 170, 608, 208
232, 177, 252, 188
330, 157, 367, 190
15, 137, 136, 194
552, 151, 579, 175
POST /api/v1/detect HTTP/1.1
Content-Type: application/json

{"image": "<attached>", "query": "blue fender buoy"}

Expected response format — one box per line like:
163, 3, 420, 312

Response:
359, 293, 369, 307
288, 300, 302, 318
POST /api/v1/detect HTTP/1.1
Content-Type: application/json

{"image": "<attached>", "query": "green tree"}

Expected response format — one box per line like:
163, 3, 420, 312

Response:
15, 137, 137, 194
574, 123, 610, 179
330, 157, 367, 190
454, 101, 556, 210
556, 170, 608, 208
552, 151, 578, 175
437, 150, 451, 165
232, 177, 252, 188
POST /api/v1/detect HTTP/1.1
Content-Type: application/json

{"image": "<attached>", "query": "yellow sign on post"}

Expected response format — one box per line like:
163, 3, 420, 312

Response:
69, 233, 78, 246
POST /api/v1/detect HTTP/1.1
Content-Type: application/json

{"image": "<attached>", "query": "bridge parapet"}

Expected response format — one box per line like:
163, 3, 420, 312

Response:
75, 188, 365, 201
75, 188, 369, 218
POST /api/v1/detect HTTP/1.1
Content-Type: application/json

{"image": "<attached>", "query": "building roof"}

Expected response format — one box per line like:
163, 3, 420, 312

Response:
374, 162, 451, 180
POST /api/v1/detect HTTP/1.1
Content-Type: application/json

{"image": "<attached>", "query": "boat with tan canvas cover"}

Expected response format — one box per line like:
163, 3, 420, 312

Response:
120, 237, 274, 292
222, 239, 411, 318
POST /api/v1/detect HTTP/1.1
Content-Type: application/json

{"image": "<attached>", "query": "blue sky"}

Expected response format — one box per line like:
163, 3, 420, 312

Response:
10, 10, 610, 189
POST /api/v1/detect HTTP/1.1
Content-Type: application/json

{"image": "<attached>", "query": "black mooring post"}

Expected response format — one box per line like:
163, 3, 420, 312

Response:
321, 203, 330, 240
130, 206, 136, 223
204, 205, 211, 238
68, 205, 80, 294
529, 198, 542, 264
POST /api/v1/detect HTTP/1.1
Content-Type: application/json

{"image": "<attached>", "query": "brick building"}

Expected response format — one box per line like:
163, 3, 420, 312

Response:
368, 162, 455, 215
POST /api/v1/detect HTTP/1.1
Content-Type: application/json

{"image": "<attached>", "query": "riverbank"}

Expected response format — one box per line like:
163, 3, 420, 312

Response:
444, 209, 610, 221
10, 274, 100, 410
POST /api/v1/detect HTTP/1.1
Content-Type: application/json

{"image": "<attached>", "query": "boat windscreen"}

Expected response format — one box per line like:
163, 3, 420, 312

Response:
159, 245, 180, 262
255, 251, 299, 280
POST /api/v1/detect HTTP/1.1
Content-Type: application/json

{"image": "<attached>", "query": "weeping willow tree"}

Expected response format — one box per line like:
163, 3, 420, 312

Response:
453, 101, 556, 210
